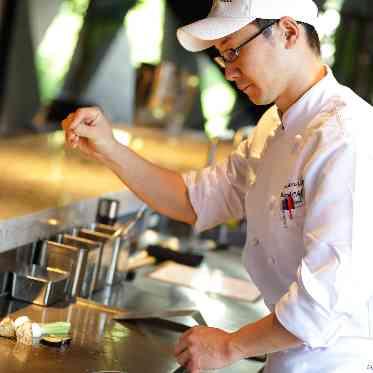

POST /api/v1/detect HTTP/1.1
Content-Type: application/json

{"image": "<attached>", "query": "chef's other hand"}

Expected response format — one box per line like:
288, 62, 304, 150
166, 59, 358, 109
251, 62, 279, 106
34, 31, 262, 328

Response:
61, 107, 117, 161
174, 326, 234, 373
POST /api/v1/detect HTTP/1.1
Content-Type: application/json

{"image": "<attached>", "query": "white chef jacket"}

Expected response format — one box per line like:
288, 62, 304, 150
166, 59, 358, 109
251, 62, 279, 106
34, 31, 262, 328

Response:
183, 66, 373, 372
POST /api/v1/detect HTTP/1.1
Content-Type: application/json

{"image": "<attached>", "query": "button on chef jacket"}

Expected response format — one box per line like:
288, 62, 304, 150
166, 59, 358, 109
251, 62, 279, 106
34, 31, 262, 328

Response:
183, 67, 373, 373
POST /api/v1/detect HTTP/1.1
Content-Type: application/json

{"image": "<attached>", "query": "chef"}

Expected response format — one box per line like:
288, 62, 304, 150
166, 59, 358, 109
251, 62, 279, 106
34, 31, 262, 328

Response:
62, 0, 373, 371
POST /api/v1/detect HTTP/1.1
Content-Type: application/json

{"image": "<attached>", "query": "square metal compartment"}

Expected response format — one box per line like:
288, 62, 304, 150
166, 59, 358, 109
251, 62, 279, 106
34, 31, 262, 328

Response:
12, 265, 69, 306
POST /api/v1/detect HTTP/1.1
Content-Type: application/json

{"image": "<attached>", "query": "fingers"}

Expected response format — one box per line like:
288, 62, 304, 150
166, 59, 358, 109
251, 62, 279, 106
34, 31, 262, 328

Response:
175, 349, 189, 367
68, 107, 100, 131
174, 338, 188, 356
61, 107, 101, 148
175, 333, 191, 370
73, 122, 93, 138
175, 329, 201, 373
188, 361, 200, 373
61, 114, 71, 131
62, 114, 73, 146
174, 327, 195, 355
175, 350, 201, 373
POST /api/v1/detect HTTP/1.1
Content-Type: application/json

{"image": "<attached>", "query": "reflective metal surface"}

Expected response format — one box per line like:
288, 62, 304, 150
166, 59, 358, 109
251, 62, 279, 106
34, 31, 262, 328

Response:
11, 265, 69, 306
45, 241, 87, 298
0, 297, 262, 373
0, 247, 265, 373
78, 230, 120, 289
92, 247, 267, 373
0, 299, 176, 373
94, 247, 267, 329
61, 235, 101, 297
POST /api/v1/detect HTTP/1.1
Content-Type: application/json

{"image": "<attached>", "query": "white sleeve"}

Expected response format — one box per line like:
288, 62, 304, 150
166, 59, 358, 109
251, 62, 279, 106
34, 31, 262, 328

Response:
275, 121, 373, 348
182, 137, 254, 232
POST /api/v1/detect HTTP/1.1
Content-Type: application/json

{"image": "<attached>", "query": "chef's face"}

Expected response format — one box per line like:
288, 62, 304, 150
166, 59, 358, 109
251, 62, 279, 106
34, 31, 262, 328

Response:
214, 17, 299, 106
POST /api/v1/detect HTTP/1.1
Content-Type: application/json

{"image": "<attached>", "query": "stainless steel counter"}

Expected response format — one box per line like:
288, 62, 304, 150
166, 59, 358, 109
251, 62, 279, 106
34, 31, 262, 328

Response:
0, 299, 178, 373
0, 127, 232, 252
0, 246, 265, 373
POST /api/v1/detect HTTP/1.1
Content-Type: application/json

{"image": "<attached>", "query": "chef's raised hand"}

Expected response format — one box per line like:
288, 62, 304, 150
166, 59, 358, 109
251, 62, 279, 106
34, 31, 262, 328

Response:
61, 107, 117, 161
174, 326, 234, 373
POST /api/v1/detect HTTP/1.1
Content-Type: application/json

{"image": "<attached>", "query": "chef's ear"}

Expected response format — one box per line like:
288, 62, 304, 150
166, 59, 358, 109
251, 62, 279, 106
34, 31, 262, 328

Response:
277, 17, 300, 49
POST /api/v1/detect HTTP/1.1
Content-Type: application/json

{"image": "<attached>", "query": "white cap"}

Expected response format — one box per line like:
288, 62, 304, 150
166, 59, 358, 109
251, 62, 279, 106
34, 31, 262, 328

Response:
177, 0, 319, 52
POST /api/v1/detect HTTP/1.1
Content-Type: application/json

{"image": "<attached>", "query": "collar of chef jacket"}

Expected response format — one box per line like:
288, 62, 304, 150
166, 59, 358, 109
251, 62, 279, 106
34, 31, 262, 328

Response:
281, 65, 340, 133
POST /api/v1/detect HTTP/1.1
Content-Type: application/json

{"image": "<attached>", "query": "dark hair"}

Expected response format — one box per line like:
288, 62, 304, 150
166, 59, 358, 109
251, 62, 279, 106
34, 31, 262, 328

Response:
253, 18, 321, 56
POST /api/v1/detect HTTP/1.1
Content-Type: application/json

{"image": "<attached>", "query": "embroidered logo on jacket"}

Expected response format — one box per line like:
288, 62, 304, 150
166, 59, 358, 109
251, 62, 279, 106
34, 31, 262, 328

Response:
280, 179, 305, 228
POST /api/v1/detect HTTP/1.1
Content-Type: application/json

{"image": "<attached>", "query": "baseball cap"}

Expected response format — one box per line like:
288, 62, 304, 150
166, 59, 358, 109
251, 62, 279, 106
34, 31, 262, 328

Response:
177, 0, 319, 52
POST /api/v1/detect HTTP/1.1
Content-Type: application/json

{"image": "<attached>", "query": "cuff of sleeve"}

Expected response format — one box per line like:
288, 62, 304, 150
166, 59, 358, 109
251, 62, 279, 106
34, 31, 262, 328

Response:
182, 171, 205, 233
275, 282, 346, 349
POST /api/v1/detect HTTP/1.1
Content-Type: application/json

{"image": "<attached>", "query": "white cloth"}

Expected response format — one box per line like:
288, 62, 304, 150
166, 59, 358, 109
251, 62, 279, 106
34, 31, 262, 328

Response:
183, 67, 373, 372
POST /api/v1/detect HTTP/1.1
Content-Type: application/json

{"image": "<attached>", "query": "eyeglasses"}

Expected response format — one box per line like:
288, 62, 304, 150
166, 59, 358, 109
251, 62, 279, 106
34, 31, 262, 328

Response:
214, 20, 278, 69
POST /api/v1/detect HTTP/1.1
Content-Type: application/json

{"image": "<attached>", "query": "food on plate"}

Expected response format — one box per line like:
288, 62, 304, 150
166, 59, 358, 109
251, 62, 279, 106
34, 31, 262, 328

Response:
0, 317, 16, 338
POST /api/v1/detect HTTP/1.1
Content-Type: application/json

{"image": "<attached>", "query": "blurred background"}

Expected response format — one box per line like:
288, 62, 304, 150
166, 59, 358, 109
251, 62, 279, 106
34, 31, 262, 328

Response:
0, 0, 370, 138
